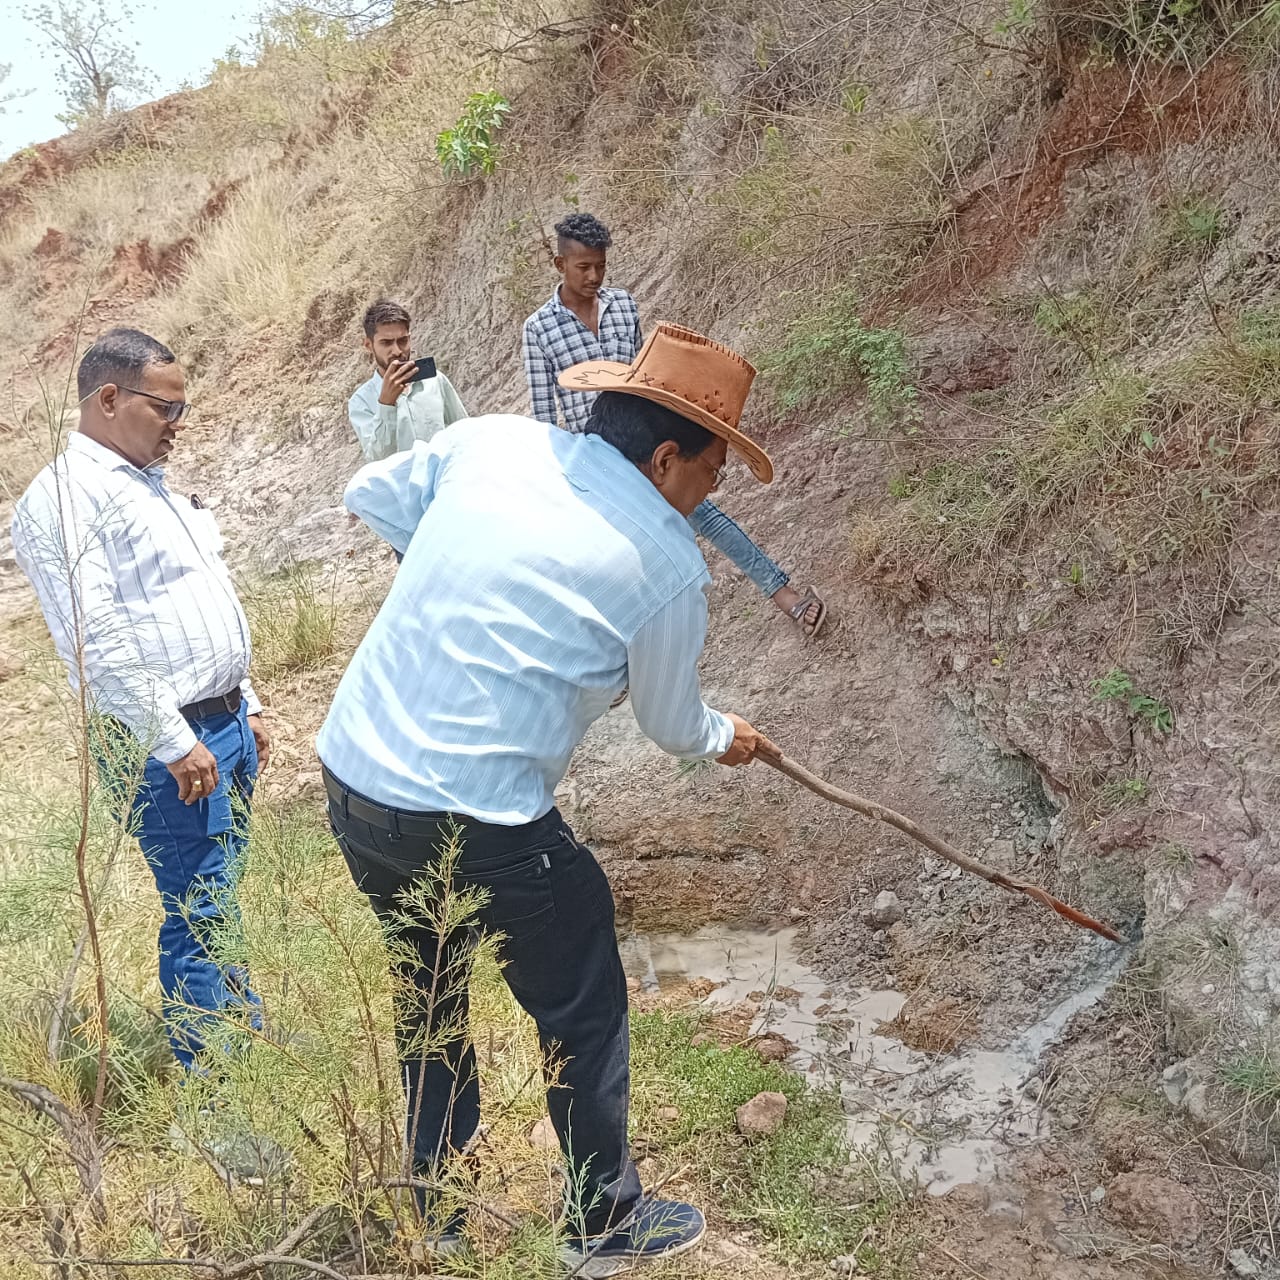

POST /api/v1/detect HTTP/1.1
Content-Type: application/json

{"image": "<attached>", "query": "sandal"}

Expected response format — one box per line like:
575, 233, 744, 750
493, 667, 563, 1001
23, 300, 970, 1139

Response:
787, 586, 827, 639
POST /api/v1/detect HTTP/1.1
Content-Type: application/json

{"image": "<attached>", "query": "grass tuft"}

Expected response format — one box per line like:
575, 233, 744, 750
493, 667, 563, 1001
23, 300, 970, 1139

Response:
246, 565, 339, 679
630, 1009, 913, 1265
1223, 1045, 1280, 1114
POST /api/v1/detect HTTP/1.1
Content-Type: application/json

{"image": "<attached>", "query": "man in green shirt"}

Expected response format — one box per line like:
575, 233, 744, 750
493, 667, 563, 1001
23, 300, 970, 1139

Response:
348, 299, 469, 461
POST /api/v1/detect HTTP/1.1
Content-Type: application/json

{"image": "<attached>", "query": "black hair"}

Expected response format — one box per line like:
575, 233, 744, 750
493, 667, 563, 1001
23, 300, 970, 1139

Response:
362, 298, 410, 338
77, 328, 175, 401
583, 391, 714, 465
555, 211, 612, 253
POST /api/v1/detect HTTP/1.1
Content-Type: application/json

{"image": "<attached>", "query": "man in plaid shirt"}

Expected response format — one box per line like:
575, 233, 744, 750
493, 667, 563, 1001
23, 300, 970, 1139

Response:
521, 212, 827, 637
522, 218, 642, 433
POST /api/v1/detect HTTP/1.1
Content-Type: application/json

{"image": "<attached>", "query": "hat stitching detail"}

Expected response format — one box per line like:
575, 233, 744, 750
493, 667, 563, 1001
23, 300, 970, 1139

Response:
656, 323, 752, 373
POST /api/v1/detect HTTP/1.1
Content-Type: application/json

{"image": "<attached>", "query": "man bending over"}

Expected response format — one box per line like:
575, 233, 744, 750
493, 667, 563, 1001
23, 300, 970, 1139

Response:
319, 323, 772, 1272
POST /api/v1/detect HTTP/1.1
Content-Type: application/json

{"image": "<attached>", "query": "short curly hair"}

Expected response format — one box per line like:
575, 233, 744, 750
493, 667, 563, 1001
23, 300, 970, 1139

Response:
554, 212, 612, 252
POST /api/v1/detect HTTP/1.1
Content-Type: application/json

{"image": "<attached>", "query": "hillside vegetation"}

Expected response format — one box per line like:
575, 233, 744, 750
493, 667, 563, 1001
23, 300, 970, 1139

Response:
0, 0, 1278, 1276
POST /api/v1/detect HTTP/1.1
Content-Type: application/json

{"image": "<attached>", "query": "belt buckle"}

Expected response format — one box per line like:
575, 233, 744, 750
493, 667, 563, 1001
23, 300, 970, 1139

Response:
222, 690, 238, 714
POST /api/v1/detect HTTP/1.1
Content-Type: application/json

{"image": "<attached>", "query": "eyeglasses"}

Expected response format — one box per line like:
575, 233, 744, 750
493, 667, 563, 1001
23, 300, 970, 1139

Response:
117, 386, 194, 423
81, 385, 193, 424
695, 455, 727, 490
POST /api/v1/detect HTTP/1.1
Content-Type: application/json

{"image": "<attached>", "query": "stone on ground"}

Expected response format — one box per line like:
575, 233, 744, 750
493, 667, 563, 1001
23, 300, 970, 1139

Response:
865, 890, 903, 927
752, 1032, 796, 1062
735, 1090, 788, 1137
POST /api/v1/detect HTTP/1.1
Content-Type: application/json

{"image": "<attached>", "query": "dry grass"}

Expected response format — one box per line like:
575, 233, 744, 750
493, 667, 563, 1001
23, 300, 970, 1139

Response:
245, 565, 341, 680
152, 167, 339, 342
2, 0, 1280, 1269
681, 97, 949, 333
0, 0, 559, 431
0, 157, 206, 267
850, 359, 1280, 588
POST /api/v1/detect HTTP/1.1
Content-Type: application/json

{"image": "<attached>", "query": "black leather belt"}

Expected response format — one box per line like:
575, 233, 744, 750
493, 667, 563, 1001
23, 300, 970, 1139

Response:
180, 688, 243, 722
323, 766, 456, 837
322, 766, 564, 848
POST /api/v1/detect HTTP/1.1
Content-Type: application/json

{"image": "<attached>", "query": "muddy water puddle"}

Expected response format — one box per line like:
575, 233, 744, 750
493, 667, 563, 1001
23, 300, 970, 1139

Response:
619, 925, 1126, 1194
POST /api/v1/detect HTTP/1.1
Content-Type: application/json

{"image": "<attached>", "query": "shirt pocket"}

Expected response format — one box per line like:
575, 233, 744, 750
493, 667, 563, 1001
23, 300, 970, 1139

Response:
184, 507, 225, 557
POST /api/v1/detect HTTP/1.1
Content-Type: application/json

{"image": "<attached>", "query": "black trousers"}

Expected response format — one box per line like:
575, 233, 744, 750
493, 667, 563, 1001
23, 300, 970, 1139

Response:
324, 769, 641, 1238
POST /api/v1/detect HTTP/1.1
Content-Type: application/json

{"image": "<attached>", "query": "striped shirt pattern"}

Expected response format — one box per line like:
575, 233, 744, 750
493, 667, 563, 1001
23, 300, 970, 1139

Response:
11, 432, 260, 764
317, 415, 732, 824
521, 286, 642, 431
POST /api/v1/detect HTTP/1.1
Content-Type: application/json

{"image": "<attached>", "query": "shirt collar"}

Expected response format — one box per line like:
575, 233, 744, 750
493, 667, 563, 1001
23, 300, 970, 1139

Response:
551, 284, 616, 317
66, 429, 162, 477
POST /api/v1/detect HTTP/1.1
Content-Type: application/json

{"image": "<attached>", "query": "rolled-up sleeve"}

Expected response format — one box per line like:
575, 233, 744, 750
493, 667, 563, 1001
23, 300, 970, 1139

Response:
627, 580, 733, 759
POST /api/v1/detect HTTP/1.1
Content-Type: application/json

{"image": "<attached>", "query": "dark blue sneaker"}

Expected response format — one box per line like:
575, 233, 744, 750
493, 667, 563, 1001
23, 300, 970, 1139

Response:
560, 1199, 706, 1276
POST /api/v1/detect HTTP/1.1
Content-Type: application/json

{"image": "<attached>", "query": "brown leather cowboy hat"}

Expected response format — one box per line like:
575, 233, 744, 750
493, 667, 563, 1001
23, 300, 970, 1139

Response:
558, 322, 774, 483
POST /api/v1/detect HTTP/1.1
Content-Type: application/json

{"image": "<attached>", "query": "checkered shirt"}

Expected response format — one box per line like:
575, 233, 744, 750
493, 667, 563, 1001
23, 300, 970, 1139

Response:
521, 286, 643, 431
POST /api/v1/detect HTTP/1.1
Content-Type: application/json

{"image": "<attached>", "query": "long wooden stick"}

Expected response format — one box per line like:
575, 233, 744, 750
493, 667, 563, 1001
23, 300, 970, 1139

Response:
756, 740, 1123, 944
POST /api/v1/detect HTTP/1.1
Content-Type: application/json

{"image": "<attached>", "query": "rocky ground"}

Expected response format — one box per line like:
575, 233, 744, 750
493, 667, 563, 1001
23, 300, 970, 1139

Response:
1, 8, 1276, 1271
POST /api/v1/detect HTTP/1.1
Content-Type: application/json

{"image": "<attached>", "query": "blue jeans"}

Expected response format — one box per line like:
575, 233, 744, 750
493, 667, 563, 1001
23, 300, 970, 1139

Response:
326, 777, 639, 1239
688, 499, 788, 598
128, 705, 262, 1070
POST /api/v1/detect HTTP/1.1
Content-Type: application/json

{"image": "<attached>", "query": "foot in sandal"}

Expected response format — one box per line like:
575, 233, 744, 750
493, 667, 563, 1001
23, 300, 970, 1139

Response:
771, 584, 827, 638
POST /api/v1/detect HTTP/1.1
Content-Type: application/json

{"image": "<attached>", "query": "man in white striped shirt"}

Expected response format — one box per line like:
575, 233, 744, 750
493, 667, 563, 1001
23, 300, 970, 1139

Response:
12, 328, 270, 1075
318, 324, 769, 1271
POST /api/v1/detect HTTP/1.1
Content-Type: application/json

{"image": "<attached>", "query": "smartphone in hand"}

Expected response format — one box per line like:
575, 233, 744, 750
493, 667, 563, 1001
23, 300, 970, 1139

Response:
410, 356, 437, 383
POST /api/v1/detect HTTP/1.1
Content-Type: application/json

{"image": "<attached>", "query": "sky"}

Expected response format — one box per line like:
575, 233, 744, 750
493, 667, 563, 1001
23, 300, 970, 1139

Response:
0, 0, 263, 160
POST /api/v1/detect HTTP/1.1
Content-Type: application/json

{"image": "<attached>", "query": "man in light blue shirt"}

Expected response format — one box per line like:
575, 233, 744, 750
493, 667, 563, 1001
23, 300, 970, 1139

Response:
348, 298, 469, 462
318, 324, 768, 1270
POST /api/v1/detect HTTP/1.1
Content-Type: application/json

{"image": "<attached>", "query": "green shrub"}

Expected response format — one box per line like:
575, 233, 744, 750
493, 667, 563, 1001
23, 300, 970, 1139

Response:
761, 288, 918, 425
1091, 667, 1174, 733
436, 90, 511, 178
52, 999, 173, 1113
1172, 197, 1226, 248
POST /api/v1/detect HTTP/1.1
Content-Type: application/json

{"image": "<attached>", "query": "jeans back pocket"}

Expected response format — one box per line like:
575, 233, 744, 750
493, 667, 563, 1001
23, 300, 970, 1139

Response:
458, 846, 557, 933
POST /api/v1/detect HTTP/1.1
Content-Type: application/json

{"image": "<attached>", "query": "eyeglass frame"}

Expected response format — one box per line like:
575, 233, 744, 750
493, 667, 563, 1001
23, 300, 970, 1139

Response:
80, 384, 193, 424
694, 453, 727, 490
